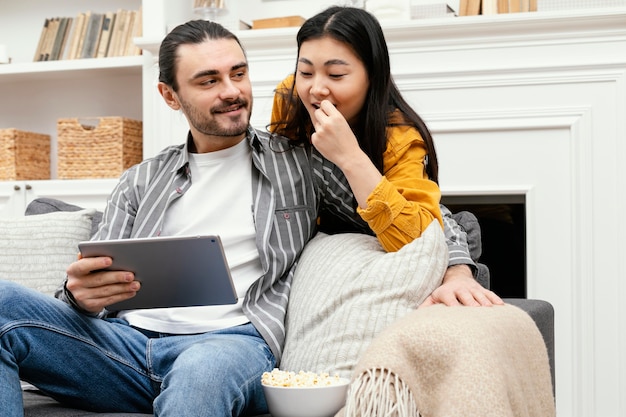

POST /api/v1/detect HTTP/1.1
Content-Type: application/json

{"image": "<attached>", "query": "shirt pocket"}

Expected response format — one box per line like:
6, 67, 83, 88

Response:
273, 205, 317, 241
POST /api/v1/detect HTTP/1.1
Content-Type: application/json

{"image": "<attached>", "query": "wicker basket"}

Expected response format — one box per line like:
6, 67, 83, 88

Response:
0, 128, 51, 180
57, 117, 143, 179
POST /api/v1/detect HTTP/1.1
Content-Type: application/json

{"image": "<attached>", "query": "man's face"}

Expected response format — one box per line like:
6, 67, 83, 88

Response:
168, 38, 253, 152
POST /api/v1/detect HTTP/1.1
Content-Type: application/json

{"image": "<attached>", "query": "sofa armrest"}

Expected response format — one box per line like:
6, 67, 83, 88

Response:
504, 298, 555, 393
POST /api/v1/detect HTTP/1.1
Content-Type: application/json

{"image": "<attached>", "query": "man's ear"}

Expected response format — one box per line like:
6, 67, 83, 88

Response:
158, 82, 181, 110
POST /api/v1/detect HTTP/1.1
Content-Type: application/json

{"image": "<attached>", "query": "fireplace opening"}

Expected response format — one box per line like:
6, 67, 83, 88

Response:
442, 197, 526, 299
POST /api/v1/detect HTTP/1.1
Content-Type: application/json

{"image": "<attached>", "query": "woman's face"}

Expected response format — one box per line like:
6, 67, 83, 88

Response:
295, 36, 369, 126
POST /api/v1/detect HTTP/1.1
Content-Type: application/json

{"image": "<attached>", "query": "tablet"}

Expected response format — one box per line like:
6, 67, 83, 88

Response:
78, 235, 238, 310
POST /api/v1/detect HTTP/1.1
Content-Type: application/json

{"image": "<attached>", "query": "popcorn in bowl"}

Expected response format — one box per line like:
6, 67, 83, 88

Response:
261, 369, 351, 417
261, 368, 345, 387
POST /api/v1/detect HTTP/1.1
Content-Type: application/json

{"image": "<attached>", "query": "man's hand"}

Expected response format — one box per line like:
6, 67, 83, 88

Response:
65, 255, 140, 314
419, 264, 504, 308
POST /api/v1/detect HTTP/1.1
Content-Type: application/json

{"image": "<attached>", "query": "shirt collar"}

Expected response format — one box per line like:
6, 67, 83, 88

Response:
246, 125, 264, 153
168, 132, 193, 175
173, 127, 263, 174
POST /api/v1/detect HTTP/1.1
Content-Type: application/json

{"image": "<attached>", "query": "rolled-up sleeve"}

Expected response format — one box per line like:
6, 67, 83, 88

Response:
357, 124, 442, 252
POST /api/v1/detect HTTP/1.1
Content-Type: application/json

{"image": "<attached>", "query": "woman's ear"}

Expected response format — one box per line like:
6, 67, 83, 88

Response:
158, 82, 181, 110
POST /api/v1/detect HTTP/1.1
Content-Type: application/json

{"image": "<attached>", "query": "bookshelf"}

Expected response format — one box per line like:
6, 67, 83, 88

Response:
0, 0, 146, 215
0, 0, 144, 182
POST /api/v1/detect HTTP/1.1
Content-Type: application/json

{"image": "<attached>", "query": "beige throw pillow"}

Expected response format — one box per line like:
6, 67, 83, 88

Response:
0, 209, 94, 295
281, 220, 448, 378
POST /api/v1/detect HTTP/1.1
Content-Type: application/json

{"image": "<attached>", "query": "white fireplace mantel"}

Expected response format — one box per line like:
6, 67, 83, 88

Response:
139, 8, 626, 416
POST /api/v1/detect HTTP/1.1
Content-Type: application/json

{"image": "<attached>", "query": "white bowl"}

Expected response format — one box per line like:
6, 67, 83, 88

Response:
262, 378, 350, 417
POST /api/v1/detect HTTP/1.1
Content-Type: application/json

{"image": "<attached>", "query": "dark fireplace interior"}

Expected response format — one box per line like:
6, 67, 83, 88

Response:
442, 197, 526, 299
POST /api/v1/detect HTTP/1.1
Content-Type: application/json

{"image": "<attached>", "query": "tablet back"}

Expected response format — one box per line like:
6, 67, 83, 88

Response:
79, 235, 238, 310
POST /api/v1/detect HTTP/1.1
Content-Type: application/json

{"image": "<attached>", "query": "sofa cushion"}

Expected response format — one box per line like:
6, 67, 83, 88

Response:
280, 220, 447, 378
23, 391, 152, 417
26, 197, 103, 238
0, 209, 94, 295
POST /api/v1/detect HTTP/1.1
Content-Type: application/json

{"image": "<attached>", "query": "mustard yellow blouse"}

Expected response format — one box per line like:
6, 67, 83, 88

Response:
271, 75, 442, 252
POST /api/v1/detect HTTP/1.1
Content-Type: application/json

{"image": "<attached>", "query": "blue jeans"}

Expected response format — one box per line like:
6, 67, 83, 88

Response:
0, 281, 275, 417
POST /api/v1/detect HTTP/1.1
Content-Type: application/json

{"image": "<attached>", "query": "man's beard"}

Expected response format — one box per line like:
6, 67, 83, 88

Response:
179, 96, 252, 137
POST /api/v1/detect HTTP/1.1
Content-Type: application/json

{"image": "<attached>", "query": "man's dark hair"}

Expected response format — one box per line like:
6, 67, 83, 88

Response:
158, 20, 244, 91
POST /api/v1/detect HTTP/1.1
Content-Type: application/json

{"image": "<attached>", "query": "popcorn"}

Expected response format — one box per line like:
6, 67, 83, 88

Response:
261, 368, 344, 387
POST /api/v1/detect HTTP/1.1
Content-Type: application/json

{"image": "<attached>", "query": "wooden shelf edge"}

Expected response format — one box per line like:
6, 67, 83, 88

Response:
0, 56, 144, 84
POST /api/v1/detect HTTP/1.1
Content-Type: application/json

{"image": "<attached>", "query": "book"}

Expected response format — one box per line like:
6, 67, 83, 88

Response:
33, 18, 50, 61
73, 12, 90, 59
80, 12, 104, 59
119, 10, 134, 56
58, 17, 74, 60
65, 12, 85, 60
107, 9, 128, 57
127, 7, 142, 56
122, 10, 137, 56
50, 17, 71, 61
459, 0, 481, 16
509, 0, 530, 13
481, 0, 498, 15
497, 0, 510, 13
96, 12, 116, 58
521, 0, 530, 12
252, 16, 306, 29
41, 17, 60, 61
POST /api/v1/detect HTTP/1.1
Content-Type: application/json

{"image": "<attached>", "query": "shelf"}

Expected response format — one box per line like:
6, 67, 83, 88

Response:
136, 7, 626, 59
0, 55, 143, 84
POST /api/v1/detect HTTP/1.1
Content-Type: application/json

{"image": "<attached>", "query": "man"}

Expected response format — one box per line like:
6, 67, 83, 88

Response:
1, 20, 497, 416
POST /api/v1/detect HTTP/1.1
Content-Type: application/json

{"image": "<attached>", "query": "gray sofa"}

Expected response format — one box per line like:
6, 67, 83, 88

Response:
19, 199, 555, 416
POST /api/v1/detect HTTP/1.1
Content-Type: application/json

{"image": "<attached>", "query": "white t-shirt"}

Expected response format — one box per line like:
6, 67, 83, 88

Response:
118, 139, 263, 334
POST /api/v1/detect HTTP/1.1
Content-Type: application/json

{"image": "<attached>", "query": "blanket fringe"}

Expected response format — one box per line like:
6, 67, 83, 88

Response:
343, 368, 420, 417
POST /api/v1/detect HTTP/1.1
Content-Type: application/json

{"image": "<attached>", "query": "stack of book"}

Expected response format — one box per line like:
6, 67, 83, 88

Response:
33, 8, 142, 62
459, 0, 537, 16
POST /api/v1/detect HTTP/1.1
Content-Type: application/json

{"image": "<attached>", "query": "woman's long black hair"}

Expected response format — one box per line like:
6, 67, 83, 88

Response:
272, 6, 439, 183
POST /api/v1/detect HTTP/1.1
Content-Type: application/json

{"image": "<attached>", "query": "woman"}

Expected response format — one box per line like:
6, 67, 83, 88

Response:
271, 6, 503, 308
271, 6, 441, 253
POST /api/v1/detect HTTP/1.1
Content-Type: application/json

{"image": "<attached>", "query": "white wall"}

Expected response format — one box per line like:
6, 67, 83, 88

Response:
211, 0, 461, 31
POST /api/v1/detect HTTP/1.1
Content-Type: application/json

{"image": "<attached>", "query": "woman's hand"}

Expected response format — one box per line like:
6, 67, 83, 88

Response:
311, 100, 382, 209
310, 100, 363, 168
419, 264, 504, 308
65, 255, 140, 314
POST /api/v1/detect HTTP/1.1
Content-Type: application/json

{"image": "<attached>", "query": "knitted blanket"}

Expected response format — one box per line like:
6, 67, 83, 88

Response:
337, 304, 555, 417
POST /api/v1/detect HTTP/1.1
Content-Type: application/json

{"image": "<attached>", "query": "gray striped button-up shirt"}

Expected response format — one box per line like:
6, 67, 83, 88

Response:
61, 127, 360, 361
